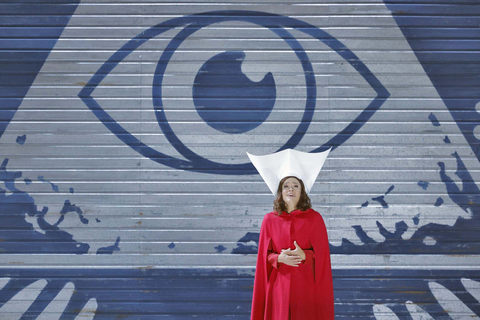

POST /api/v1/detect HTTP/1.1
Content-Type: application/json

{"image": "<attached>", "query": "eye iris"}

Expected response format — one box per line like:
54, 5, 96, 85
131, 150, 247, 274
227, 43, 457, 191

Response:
149, 13, 319, 169
193, 51, 276, 134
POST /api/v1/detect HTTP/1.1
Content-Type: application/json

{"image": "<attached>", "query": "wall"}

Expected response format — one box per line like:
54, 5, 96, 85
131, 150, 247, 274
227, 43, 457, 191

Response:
0, 0, 479, 318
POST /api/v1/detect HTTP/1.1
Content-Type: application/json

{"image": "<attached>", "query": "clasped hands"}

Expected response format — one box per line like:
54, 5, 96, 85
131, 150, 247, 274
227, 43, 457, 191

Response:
278, 240, 305, 267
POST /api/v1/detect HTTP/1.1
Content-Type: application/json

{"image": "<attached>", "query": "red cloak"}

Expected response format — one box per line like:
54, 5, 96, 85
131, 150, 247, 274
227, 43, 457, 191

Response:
251, 208, 334, 320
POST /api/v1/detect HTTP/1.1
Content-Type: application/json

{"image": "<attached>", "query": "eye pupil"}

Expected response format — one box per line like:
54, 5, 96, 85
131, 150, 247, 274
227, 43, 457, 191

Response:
193, 51, 276, 134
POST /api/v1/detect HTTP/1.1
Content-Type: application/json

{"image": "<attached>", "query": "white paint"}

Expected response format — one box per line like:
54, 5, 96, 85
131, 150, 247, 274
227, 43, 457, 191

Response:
461, 278, 480, 302
423, 236, 436, 246
429, 281, 478, 319
0, 279, 47, 319
24, 212, 46, 235
74, 298, 98, 320
0, 277, 10, 291
373, 304, 399, 320
37, 282, 75, 320
405, 300, 434, 320
473, 124, 480, 141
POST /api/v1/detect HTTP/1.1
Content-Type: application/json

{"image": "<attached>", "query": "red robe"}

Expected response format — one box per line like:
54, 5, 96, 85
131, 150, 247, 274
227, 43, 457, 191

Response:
251, 208, 334, 320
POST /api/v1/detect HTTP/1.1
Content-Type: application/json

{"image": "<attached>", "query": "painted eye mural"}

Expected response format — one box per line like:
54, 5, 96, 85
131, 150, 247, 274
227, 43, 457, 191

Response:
78, 10, 389, 174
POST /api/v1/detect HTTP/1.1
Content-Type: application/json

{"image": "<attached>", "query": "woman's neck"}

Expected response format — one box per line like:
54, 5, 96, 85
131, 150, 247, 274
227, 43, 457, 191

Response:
286, 205, 297, 213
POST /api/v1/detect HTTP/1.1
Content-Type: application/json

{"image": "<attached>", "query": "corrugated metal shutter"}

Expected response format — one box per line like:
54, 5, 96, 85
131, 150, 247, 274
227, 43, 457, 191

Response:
0, 0, 479, 318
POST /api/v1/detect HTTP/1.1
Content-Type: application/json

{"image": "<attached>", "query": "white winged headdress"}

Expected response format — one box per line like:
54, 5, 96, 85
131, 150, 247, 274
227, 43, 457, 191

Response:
246, 148, 332, 196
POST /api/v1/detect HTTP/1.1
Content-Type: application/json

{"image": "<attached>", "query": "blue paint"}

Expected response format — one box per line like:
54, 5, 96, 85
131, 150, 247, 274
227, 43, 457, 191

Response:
236, 152, 480, 255
38, 176, 59, 193
378, 220, 408, 241
413, 213, 420, 225
24, 178, 31, 185
1, 5, 83, 16
333, 151, 480, 254
214, 244, 227, 253
69, 187, 74, 194
0, 0, 81, 138
231, 232, 259, 254
0, 268, 476, 318
384, 185, 394, 195
0, 158, 89, 254
168, 242, 175, 249
418, 181, 429, 190
428, 112, 441, 127
55, 200, 88, 226
78, 10, 389, 174
372, 195, 388, 208
384, 1, 480, 163
444, 135, 451, 144
438, 150, 480, 214
97, 237, 121, 255
367, 186, 394, 208
234, 151, 480, 254
434, 197, 444, 207
150, 12, 317, 166
193, 51, 276, 134
351, 225, 376, 244
15, 134, 26, 145
438, 161, 470, 213
95, 218, 101, 223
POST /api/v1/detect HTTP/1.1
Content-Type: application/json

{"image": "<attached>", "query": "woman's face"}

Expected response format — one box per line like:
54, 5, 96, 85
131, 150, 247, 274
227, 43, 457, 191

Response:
281, 177, 302, 209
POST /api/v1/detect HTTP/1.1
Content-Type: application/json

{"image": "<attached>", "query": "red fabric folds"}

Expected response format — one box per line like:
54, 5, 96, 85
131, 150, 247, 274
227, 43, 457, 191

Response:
251, 208, 334, 320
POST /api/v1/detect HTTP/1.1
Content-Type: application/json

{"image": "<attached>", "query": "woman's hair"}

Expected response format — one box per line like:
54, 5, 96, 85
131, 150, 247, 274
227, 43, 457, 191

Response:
273, 176, 312, 215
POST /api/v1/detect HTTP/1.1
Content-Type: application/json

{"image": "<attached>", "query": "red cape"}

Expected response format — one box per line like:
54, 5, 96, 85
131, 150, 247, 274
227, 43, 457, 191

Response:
251, 208, 334, 319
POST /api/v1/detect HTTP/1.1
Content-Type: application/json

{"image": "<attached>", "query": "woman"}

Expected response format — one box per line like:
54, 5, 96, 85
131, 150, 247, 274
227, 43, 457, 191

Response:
248, 148, 334, 320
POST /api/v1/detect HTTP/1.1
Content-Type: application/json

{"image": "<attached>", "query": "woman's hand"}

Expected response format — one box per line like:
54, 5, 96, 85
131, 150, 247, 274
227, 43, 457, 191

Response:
278, 241, 305, 267
292, 240, 306, 260
278, 250, 302, 267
